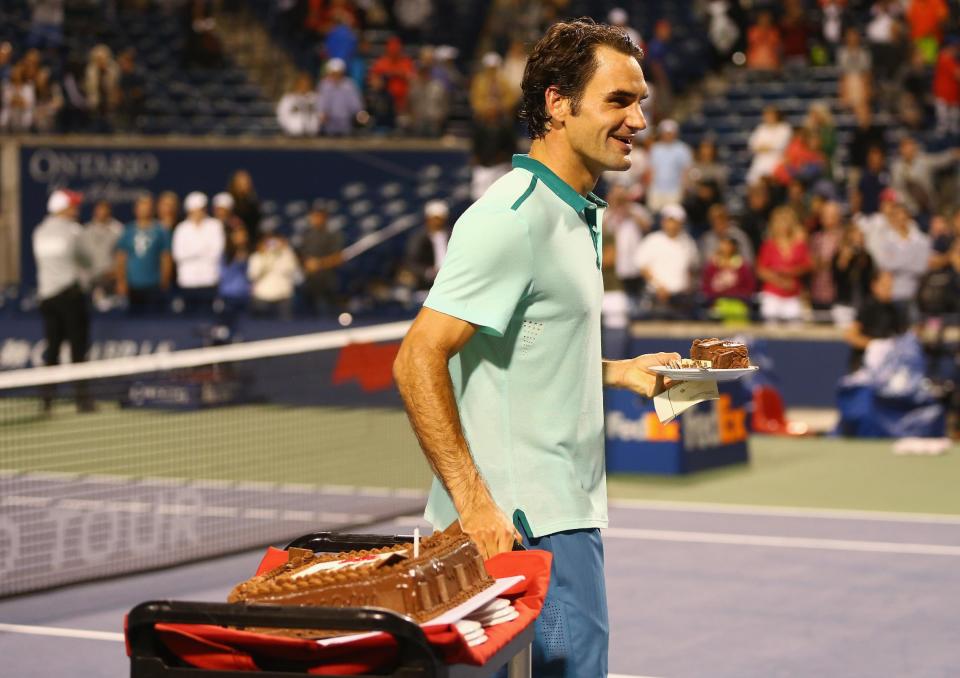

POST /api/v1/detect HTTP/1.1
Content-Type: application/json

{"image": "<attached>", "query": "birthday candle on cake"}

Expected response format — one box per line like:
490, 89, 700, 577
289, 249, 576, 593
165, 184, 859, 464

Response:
413, 527, 420, 558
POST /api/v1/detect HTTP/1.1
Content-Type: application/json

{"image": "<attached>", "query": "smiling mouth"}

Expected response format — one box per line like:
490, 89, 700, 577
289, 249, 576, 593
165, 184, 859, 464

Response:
610, 134, 633, 149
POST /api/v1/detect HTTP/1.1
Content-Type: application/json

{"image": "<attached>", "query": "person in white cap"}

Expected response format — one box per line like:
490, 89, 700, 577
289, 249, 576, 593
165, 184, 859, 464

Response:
318, 57, 363, 136
33, 189, 94, 412
647, 118, 693, 211
212, 191, 244, 234
470, 51, 517, 120
634, 203, 700, 318
171, 191, 225, 314
608, 7, 643, 48
397, 199, 449, 293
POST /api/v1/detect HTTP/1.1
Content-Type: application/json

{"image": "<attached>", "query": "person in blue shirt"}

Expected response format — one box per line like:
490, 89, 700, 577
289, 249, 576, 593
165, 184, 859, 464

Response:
116, 193, 171, 314
218, 226, 252, 329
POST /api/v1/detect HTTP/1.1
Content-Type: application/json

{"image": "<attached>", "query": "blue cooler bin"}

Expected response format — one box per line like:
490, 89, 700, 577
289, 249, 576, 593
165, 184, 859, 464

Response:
604, 382, 751, 475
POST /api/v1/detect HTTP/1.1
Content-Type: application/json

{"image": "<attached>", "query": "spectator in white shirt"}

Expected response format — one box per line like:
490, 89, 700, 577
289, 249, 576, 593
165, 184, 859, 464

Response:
277, 72, 320, 137
634, 203, 700, 318
248, 230, 300, 320
746, 105, 791, 186
172, 191, 225, 314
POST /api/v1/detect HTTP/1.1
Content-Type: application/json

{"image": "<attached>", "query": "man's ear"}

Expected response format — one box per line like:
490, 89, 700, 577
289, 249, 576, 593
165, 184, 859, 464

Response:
544, 86, 569, 129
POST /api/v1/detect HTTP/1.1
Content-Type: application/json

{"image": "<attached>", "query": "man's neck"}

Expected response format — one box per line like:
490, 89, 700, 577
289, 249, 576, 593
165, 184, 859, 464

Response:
528, 138, 598, 197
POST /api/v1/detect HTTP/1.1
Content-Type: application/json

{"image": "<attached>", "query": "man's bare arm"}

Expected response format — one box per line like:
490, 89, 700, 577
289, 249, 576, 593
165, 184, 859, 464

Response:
393, 308, 520, 558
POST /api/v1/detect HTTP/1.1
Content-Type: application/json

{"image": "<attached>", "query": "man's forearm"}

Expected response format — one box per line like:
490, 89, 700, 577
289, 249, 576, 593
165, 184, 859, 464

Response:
394, 344, 492, 514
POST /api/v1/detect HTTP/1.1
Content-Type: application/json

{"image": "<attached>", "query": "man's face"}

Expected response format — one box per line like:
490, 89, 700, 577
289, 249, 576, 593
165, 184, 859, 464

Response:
94, 202, 111, 222
134, 197, 154, 221
662, 216, 683, 237
214, 206, 230, 221
560, 45, 648, 175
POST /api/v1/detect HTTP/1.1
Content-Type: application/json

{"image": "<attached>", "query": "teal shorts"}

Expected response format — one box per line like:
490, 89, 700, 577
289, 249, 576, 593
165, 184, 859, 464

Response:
498, 527, 609, 678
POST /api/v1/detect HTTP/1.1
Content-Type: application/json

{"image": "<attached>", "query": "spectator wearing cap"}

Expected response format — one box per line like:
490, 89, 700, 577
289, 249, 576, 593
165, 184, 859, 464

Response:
80, 200, 123, 304
248, 229, 300, 320
858, 189, 931, 316
172, 191, 225, 315
212, 191, 246, 234
318, 58, 363, 136
116, 193, 172, 315
647, 120, 693, 212
33, 189, 93, 411
397, 200, 450, 294
608, 8, 643, 48
370, 36, 415, 116
470, 52, 518, 121
278, 72, 320, 137
299, 200, 344, 315
757, 206, 813, 323
634, 204, 700, 318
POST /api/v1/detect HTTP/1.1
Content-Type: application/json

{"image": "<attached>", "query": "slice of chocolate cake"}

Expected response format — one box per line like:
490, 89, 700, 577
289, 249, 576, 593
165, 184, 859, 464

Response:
689, 339, 750, 369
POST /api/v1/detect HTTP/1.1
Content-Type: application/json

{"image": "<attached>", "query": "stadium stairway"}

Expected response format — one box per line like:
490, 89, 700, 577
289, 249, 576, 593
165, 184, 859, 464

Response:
212, 5, 299, 102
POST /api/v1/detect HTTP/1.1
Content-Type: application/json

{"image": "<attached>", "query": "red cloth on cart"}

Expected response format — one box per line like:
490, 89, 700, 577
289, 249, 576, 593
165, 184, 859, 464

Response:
143, 549, 550, 674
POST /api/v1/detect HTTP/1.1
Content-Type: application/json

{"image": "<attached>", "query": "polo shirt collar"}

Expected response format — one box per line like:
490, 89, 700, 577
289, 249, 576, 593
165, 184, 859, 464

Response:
512, 154, 607, 217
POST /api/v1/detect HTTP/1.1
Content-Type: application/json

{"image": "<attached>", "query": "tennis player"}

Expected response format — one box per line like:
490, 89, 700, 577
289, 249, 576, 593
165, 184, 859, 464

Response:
394, 19, 679, 677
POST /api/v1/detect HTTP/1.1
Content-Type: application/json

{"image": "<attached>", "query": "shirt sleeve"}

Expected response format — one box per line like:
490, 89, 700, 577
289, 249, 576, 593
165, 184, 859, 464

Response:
423, 208, 533, 337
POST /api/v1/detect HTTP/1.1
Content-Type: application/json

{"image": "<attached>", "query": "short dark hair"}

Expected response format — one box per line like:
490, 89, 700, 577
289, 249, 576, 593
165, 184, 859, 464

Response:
520, 18, 644, 140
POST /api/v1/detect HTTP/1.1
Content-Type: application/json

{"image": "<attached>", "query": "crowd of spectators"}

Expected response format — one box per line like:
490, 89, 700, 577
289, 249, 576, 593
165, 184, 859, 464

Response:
36, 168, 451, 325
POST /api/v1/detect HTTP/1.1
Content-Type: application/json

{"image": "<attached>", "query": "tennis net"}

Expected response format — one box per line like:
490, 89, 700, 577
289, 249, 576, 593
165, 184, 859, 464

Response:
0, 321, 431, 597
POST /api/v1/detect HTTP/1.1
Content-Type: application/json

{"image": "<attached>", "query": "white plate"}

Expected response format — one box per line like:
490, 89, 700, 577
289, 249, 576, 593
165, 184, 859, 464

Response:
649, 365, 759, 382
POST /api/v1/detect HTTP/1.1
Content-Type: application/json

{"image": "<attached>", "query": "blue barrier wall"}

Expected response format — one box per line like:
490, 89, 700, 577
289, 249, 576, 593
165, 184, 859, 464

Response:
19, 144, 470, 287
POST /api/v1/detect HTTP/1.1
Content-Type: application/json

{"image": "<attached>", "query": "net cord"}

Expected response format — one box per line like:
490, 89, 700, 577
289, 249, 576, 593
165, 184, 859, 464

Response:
0, 321, 412, 389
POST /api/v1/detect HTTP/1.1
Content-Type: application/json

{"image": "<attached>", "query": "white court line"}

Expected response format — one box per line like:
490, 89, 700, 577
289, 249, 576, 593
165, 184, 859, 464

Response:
1, 470, 426, 501
610, 674, 664, 678
0, 623, 124, 642
609, 498, 960, 525
603, 527, 960, 556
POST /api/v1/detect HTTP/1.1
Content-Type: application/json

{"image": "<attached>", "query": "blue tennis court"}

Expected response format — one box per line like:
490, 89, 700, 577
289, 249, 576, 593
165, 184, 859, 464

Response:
3, 499, 958, 677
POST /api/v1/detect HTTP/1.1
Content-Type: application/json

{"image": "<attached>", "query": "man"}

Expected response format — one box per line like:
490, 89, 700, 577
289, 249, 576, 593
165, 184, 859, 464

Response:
79, 199, 122, 305
318, 57, 363, 136
116, 193, 172, 314
33, 189, 93, 412
647, 118, 692, 211
171, 191, 224, 315
393, 20, 679, 678
396, 200, 449, 295
635, 204, 701, 318
299, 199, 343, 315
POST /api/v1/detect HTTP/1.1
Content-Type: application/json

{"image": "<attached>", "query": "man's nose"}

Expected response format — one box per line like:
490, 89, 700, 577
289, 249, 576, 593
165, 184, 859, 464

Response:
626, 102, 646, 133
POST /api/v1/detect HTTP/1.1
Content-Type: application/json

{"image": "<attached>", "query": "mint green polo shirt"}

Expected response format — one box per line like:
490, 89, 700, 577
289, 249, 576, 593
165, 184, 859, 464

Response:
422, 154, 608, 538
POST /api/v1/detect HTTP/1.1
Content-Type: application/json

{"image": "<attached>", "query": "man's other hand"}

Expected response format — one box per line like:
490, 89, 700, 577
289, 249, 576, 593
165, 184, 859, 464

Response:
608, 351, 682, 398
